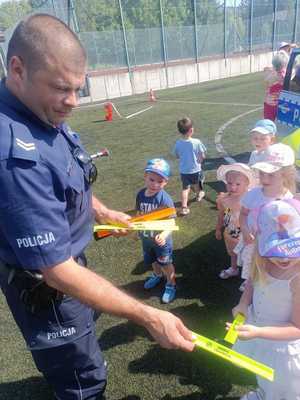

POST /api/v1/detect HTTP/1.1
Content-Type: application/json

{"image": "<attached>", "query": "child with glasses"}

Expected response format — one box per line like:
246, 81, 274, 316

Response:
135, 158, 176, 304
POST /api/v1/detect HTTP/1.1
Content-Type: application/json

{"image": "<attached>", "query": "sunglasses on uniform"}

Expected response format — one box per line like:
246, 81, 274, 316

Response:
73, 147, 110, 185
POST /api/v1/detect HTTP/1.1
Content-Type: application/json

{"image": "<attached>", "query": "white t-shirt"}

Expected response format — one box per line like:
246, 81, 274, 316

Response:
241, 187, 293, 233
248, 150, 269, 166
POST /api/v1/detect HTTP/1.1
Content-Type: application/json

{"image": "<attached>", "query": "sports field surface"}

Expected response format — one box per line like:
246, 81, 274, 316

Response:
0, 72, 266, 399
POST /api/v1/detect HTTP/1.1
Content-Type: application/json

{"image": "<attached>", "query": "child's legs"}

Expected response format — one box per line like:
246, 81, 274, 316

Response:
263, 102, 277, 122
181, 188, 190, 208
180, 174, 193, 207
154, 243, 175, 284
152, 261, 163, 276
230, 254, 238, 270
224, 231, 239, 271
161, 263, 176, 285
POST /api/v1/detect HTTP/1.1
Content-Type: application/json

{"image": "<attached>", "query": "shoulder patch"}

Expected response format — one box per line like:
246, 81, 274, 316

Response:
10, 122, 39, 162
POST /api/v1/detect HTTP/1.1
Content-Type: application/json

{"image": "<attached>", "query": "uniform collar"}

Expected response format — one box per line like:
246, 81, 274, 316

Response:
0, 79, 56, 132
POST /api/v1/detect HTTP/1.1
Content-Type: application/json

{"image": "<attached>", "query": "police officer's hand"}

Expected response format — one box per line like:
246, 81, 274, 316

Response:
104, 209, 132, 236
142, 306, 195, 352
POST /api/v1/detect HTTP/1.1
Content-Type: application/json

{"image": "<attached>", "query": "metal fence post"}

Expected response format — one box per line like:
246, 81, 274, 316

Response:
193, 0, 200, 83
294, 0, 299, 43
249, 0, 254, 72
224, 0, 227, 61
272, 0, 277, 51
118, 0, 134, 94
159, 0, 169, 88
68, 0, 79, 33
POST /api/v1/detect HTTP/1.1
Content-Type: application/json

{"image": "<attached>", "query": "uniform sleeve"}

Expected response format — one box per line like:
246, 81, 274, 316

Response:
0, 158, 71, 270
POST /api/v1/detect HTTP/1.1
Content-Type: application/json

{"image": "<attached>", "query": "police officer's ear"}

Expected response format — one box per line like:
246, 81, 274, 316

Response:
8, 55, 27, 84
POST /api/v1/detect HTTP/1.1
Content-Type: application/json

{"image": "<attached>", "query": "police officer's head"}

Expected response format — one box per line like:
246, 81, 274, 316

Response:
6, 14, 87, 126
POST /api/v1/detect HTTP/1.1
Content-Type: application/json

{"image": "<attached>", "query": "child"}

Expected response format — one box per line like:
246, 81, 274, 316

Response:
173, 117, 207, 216
263, 52, 288, 121
231, 199, 300, 400
238, 143, 296, 291
215, 163, 254, 280
248, 119, 277, 166
136, 158, 176, 303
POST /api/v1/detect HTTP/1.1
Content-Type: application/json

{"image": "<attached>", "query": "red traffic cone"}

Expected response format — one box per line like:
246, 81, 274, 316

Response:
104, 102, 113, 121
149, 89, 156, 102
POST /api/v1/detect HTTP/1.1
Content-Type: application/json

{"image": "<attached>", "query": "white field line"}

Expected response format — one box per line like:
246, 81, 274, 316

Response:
76, 101, 152, 120
158, 99, 261, 107
215, 106, 262, 164
125, 106, 153, 119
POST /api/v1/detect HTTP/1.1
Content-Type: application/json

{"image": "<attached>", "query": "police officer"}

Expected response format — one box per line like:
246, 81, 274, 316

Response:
0, 14, 194, 400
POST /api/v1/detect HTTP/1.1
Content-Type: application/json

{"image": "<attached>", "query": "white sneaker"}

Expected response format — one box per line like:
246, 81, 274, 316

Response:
196, 191, 205, 202
240, 389, 264, 400
179, 207, 190, 216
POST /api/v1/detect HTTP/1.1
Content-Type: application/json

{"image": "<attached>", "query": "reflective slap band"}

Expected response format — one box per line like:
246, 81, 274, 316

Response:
94, 220, 179, 231
224, 313, 246, 344
192, 331, 274, 382
93, 207, 176, 240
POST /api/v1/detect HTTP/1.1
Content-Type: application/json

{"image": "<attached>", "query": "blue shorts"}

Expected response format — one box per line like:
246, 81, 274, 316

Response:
180, 171, 204, 190
142, 238, 173, 266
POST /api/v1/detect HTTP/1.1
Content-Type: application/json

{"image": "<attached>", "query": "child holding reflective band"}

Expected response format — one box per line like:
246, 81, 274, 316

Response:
230, 199, 300, 400
135, 158, 176, 304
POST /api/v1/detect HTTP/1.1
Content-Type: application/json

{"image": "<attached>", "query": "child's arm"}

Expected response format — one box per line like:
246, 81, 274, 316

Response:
236, 275, 300, 341
215, 203, 224, 240
155, 230, 171, 246
240, 206, 255, 244
232, 279, 253, 318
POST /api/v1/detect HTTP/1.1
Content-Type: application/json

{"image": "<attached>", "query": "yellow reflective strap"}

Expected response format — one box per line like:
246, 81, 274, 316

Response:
93, 219, 179, 232
192, 331, 274, 382
224, 313, 246, 344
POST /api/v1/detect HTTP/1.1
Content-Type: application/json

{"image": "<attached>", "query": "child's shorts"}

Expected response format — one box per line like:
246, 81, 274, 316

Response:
180, 171, 204, 190
142, 239, 173, 266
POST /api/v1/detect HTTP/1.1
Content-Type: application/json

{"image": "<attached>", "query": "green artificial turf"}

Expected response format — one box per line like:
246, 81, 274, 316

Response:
0, 72, 265, 399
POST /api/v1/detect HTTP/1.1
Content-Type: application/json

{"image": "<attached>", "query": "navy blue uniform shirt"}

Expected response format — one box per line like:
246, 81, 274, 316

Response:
0, 80, 93, 269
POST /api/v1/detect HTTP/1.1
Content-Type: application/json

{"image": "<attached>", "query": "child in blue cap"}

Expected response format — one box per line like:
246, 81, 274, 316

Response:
135, 158, 176, 303
249, 119, 277, 166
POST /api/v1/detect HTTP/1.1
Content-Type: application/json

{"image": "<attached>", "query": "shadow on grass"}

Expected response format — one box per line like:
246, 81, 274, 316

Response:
0, 376, 52, 400
127, 323, 255, 399
124, 229, 243, 304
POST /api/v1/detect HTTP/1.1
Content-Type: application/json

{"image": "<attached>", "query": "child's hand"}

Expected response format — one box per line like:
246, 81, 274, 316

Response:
233, 324, 260, 340
232, 303, 248, 319
215, 228, 222, 240
242, 231, 255, 245
155, 233, 166, 246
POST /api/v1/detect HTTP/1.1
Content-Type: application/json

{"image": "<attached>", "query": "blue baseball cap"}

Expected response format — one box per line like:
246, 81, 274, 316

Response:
250, 119, 277, 135
145, 158, 170, 179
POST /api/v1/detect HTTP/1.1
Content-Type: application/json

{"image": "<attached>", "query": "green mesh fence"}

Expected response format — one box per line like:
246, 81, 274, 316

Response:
0, 0, 299, 71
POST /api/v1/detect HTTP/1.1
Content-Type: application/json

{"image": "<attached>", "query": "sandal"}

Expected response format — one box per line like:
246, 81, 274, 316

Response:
219, 267, 239, 279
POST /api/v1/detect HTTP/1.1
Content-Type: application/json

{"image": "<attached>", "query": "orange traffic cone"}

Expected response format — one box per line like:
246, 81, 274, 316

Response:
104, 102, 113, 121
149, 88, 156, 102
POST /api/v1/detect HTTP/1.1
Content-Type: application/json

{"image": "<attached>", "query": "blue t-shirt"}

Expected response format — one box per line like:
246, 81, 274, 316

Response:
0, 81, 93, 270
173, 137, 206, 174
135, 188, 175, 243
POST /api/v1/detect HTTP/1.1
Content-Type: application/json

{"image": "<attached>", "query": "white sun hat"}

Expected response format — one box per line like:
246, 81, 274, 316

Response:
251, 143, 295, 173
217, 163, 255, 188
